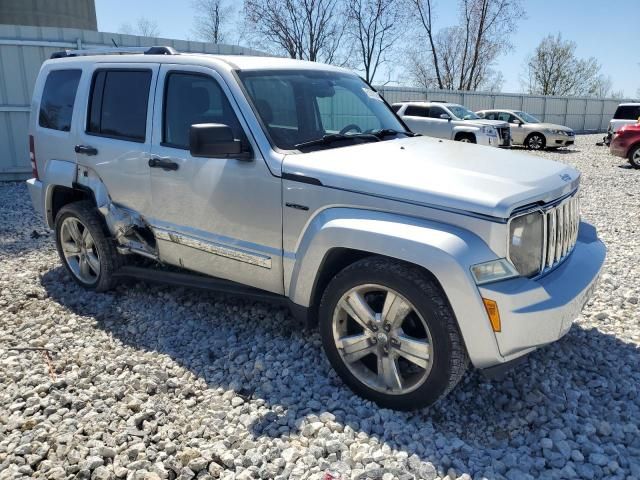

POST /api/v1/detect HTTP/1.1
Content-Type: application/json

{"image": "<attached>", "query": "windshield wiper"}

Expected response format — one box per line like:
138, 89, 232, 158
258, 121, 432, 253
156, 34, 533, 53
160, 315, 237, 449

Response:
369, 128, 417, 138
294, 133, 380, 150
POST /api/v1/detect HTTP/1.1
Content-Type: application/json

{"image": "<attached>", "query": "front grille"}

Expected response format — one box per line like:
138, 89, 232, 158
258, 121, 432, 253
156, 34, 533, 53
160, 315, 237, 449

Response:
496, 126, 510, 145
542, 194, 580, 272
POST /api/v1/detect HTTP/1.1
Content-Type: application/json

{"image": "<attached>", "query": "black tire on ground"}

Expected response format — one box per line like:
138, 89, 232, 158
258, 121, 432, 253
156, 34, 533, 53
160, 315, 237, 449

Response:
318, 256, 469, 410
54, 201, 122, 292
628, 145, 640, 169
525, 133, 546, 150
455, 133, 476, 143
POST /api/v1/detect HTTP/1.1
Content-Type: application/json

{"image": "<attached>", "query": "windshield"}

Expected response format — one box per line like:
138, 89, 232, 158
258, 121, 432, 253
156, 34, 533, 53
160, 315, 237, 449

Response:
238, 70, 407, 151
514, 111, 540, 123
447, 105, 480, 120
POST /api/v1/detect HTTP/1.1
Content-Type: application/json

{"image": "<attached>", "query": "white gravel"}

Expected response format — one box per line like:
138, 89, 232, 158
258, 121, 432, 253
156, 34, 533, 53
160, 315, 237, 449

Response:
0, 134, 639, 480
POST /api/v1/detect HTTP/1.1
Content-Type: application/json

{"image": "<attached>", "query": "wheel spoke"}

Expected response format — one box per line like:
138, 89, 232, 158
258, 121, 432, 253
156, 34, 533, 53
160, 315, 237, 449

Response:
381, 291, 411, 329
79, 256, 91, 278
341, 291, 375, 330
82, 228, 94, 249
61, 240, 80, 255
67, 220, 83, 245
337, 333, 375, 363
85, 252, 100, 275
394, 334, 430, 369
378, 354, 402, 391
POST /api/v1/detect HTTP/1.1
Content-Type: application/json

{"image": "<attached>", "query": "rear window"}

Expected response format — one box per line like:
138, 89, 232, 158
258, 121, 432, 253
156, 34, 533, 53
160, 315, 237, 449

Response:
39, 69, 82, 132
391, 104, 402, 112
88, 69, 152, 142
404, 105, 428, 117
614, 105, 640, 120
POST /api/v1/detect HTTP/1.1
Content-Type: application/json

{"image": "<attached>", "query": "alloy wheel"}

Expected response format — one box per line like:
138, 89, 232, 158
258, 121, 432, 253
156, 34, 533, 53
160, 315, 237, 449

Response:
528, 135, 543, 150
60, 217, 100, 284
332, 284, 433, 395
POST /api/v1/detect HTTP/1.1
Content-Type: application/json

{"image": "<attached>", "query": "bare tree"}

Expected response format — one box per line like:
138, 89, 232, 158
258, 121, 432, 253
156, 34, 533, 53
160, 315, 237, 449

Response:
244, 0, 346, 63
192, 0, 234, 44
345, 0, 406, 83
118, 17, 161, 37
408, 0, 522, 91
523, 33, 613, 97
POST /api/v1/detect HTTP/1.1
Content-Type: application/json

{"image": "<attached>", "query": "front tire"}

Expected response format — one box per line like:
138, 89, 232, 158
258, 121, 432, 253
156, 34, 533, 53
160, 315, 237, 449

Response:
55, 201, 121, 292
525, 133, 546, 150
455, 133, 476, 143
628, 145, 640, 169
318, 257, 468, 410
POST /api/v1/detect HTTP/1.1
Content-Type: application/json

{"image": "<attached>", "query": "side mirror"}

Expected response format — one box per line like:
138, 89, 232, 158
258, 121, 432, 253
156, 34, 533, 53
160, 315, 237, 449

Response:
513, 119, 523, 126
440, 113, 451, 121
189, 123, 252, 160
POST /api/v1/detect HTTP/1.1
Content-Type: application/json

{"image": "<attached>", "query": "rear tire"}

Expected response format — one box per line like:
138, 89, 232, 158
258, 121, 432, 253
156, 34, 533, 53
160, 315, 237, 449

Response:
628, 145, 640, 169
525, 133, 546, 150
54, 201, 121, 292
318, 257, 468, 410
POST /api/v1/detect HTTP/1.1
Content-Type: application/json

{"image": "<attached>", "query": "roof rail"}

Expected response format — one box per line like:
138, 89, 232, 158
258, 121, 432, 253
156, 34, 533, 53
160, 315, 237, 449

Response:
50, 45, 178, 59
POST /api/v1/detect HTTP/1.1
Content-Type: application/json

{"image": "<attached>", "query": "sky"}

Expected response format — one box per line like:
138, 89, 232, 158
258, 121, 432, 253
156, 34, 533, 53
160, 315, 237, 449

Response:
95, 0, 639, 97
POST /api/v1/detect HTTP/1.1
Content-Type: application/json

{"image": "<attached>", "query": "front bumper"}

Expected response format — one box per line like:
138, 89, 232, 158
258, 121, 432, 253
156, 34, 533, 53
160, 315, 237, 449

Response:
478, 221, 605, 361
548, 132, 575, 147
476, 133, 500, 148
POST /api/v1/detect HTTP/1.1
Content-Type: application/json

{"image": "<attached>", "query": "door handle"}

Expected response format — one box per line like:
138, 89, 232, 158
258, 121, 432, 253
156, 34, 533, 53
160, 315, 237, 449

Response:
148, 157, 179, 171
75, 145, 98, 156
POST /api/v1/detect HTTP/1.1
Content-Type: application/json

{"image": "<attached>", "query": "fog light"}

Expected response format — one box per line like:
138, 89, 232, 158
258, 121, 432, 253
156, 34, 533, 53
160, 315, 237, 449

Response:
483, 298, 501, 332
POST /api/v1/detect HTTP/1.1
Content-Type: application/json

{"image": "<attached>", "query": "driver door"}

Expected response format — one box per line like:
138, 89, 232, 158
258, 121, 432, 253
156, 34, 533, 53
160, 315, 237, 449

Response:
148, 64, 283, 294
500, 112, 526, 145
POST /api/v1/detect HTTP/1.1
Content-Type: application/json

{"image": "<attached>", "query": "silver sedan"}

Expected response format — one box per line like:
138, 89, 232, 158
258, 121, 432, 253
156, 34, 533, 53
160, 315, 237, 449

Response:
477, 109, 575, 150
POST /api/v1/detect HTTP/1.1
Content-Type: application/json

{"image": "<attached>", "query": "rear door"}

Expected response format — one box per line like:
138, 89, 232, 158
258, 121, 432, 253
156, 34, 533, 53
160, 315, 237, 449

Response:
74, 63, 159, 216
402, 105, 433, 136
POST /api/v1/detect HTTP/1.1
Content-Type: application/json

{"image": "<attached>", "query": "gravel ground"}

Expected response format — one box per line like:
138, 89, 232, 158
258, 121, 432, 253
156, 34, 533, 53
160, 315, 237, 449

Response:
0, 134, 638, 480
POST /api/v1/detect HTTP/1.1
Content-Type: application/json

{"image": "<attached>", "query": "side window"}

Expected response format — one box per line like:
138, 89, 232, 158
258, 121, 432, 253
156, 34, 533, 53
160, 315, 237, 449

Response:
404, 105, 428, 117
88, 69, 152, 142
428, 106, 446, 118
497, 112, 511, 122
483, 112, 497, 120
163, 72, 244, 149
613, 106, 640, 120
391, 104, 402, 113
39, 69, 82, 132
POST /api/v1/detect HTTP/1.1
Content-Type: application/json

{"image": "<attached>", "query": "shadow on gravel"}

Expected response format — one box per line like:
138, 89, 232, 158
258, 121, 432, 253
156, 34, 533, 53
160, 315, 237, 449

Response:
41, 267, 640, 475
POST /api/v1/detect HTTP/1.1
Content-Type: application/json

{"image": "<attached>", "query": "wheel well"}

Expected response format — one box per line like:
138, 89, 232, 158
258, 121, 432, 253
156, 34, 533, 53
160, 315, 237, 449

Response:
627, 141, 640, 157
306, 249, 444, 327
454, 132, 475, 141
526, 132, 545, 142
50, 185, 93, 223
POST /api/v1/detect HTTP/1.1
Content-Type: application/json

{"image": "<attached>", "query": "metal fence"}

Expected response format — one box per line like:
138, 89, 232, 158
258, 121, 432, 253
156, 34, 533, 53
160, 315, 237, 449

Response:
375, 86, 633, 133
0, 24, 267, 180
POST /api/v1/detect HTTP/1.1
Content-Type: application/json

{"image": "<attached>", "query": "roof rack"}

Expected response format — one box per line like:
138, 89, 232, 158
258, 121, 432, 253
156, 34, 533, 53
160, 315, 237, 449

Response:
50, 45, 178, 59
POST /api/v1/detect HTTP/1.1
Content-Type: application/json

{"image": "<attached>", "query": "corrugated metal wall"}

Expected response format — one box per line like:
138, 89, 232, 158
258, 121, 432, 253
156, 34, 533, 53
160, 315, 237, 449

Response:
376, 86, 633, 133
0, 24, 268, 180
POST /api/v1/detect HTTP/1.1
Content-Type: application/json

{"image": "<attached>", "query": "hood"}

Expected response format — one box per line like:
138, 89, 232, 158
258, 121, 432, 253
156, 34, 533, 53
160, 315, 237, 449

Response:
529, 122, 573, 132
282, 136, 580, 219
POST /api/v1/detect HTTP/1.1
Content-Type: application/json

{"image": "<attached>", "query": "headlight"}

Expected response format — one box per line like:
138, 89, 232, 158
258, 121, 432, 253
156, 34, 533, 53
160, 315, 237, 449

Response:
549, 129, 566, 135
481, 126, 498, 136
471, 259, 519, 285
508, 211, 544, 277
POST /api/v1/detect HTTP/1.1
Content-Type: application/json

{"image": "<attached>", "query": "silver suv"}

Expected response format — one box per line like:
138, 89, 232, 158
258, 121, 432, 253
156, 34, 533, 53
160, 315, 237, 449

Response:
27, 47, 605, 410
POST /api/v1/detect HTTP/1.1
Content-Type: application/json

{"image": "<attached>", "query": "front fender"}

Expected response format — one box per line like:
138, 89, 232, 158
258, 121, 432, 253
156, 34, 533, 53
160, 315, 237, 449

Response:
452, 125, 480, 135
287, 208, 505, 367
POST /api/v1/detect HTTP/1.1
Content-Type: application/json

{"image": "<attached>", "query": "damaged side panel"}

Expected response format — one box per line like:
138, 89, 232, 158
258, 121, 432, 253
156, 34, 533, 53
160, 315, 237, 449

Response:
75, 165, 159, 261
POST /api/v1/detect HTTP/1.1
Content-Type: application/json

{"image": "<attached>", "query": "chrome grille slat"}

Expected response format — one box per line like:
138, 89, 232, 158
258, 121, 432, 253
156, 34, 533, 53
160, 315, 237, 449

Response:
539, 194, 580, 274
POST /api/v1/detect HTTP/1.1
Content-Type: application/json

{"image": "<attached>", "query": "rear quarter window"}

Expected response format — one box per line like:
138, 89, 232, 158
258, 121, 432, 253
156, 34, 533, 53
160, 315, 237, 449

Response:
614, 105, 640, 120
39, 69, 82, 132
404, 105, 429, 117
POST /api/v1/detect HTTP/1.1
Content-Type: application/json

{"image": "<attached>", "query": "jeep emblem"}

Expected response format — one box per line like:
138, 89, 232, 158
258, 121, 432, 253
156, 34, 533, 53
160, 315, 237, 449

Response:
560, 173, 572, 182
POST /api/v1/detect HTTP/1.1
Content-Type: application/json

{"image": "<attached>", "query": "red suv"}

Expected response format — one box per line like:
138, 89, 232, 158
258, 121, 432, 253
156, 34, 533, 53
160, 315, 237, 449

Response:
610, 123, 640, 169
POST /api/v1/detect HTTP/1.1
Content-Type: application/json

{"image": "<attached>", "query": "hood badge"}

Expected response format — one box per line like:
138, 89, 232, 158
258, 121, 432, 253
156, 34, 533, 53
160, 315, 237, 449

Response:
559, 173, 572, 182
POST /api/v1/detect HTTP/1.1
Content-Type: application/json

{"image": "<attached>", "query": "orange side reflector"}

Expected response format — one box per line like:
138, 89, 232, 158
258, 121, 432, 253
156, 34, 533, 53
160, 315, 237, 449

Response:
483, 298, 501, 332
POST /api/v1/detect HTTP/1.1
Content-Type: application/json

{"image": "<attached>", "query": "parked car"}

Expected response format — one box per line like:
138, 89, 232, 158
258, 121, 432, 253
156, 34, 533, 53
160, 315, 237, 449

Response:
27, 46, 605, 410
605, 103, 640, 145
476, 109, 575, 150
392, 101, 511, 147
610, 123, 640, 168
